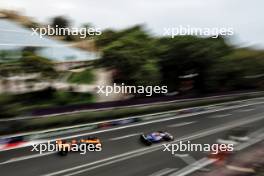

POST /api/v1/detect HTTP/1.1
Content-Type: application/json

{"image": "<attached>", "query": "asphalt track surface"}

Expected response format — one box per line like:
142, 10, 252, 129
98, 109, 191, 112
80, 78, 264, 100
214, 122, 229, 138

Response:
1, 98, 264, 176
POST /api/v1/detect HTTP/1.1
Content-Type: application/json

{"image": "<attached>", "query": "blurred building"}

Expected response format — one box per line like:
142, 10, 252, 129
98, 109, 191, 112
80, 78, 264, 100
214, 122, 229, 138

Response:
0, 11, 128, 101
0, 11, 99, 71
0, 11, 99, 94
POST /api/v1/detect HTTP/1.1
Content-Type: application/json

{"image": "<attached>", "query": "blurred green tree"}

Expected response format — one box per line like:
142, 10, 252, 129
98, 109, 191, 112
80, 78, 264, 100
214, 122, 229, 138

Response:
157, 36, 232, 92
206, 48, 264, 91
96, 25, 264, 94
20, 52, 58, 78
51, 16, 70, 28
96, 25, 161, 86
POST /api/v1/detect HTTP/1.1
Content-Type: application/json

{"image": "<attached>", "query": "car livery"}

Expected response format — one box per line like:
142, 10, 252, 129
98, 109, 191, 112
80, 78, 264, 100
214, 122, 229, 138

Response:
140, 131, 174, 146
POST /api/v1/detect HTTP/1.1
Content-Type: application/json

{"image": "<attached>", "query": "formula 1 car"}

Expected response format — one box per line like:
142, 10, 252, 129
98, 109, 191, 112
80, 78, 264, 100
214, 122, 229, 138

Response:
57, 137, 102, 156
140, 131, 174, 146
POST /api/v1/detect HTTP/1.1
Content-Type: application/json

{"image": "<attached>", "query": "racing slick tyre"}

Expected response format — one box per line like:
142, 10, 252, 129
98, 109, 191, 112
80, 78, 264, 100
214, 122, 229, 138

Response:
140, 135, 152, 146
58, 149, 68, 156
163, 135, 173, 141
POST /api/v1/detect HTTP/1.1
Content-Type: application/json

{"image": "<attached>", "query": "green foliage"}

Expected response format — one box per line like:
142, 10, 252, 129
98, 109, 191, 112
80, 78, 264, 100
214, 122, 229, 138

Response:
20, 52, 58, 78
51, 16, 70, 28
157, 36, 232, 92
0, 51, 58, 78
96, 25, 161, 86
68, 69, 95, 84
206, 49, 264, 91
96, 25, 264, 93
0, 89, 95, 118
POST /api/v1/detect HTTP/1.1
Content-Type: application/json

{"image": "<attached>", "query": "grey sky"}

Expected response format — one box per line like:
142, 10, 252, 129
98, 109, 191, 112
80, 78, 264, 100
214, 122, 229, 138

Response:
0, 0, 263, 48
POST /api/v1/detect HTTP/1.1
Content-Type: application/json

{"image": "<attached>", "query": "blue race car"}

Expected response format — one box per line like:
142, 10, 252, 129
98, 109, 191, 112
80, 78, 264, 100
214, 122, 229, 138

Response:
140, 131, 174, 146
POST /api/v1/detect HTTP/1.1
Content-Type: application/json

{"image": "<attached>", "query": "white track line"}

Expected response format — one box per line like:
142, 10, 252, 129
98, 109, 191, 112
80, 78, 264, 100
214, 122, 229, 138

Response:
209, 114, 232, 118
42, 113, 264, 176
3, 91, 263, 122
34, 101, 264, 143
226, 165, 255, 173
236, 132, 264, 151
54, 147, 161, 176
168, 121, 196, 128
149, 168, 178, 176
1, 101, 263, 165
168, 158, 217, 176
0, 152, 55, 165
175, 154, 197, 165
170, 129, 264, 176
1, 95, 264, 143
109, 133, 140, 141
236, 108, 255, 112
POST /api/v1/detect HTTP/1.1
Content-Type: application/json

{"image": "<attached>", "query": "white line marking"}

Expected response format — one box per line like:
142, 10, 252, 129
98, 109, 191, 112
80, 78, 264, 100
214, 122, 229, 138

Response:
216, 138, 239, 145
42, 114, 264, 176
49, 147, 161, 176
209, 114, 232, 118
175, 154, 197, 165
168, 121, 196, 128
0, 140, 47, 152
37, 102, 264, 144
171, 130, 264, 176
168, 158, 217, 176
2, 95, 263, 137
0, 152, 55, 165
174, 154, 189, 158
226, 165, 255, 173
169, 130, 264, 176
229, 136, 249, 142
1, 101, 264, 165
109, 133, 140, 141
236, 108, 255, 112
3, 91, 263, 122
149, 168, 178, 176
236, 132, 264, 151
